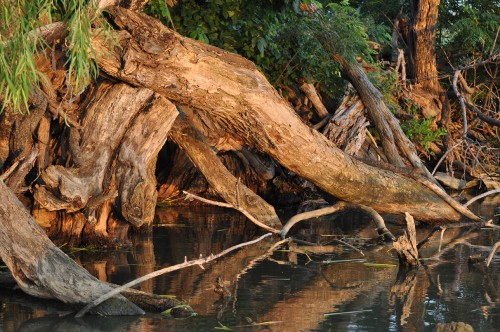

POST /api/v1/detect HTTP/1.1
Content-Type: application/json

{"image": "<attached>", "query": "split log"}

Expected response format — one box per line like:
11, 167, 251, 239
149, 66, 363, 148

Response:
323, 91, 368, 156
90, 7, 474, 222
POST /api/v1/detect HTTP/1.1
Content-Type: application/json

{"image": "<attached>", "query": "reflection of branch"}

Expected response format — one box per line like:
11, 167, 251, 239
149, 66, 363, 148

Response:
183, 191, 280, 234
75, 233, 273, 317
280, 201, 395, 241
417, 219, 492, 250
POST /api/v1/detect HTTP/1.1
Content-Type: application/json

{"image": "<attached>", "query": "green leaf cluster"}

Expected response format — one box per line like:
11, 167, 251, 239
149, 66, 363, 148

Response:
439, 0, 499, 56
400, 102, 447, 153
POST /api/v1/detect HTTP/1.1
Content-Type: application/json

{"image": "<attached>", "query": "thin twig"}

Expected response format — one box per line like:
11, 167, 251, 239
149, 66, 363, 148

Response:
0, 160, 20, 182
75, 233, 274, 317
432, 140, 463, 175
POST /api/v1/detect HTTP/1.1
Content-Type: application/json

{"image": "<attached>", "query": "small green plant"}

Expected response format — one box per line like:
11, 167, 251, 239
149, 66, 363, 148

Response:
401, 116, 446, 153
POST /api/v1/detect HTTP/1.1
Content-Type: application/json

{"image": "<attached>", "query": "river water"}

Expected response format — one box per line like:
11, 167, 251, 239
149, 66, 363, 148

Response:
0, 200, 498, 331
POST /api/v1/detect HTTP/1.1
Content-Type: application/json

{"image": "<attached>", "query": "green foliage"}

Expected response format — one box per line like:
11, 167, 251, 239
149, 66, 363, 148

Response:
439, 0, 500, 55
367, 69, 400, 112
0, 0, 48, 113
312, 2, 375, 61
145, 0, 174, 27
400, 102, 447, 153
0, 0, 106, 113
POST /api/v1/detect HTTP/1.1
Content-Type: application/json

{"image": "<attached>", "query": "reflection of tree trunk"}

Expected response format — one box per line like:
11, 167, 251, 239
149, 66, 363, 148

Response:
91, 7, 469, 222
0, 181, 143, 315
132, 235, 156, 294
390, 269, 430, 330
257, 262, 396, 331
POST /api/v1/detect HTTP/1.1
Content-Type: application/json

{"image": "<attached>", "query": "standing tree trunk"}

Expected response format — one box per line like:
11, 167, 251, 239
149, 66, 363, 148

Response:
408, 0, 441, 93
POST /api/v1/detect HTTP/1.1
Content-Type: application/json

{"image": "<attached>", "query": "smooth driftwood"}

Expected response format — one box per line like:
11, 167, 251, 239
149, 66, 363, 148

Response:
90, 7, 474, 222
169, 113, 281, 229
0, 181, 144, 315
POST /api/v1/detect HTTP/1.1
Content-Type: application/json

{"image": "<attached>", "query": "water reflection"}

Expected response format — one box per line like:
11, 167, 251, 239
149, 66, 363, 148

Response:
0, 206, 498, 331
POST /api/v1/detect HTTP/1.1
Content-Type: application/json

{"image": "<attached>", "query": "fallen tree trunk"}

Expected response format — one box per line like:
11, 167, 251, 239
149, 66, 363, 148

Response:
0, 181, 143, 315
90, 7, 474, 222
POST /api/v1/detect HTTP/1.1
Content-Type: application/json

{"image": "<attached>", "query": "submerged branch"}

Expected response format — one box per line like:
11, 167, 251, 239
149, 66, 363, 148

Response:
75, 232, 274, 317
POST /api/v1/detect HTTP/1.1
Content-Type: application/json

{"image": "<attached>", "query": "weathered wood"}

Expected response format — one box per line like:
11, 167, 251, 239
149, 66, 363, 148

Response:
115, 93, 178, 227
90, 7, 473, 222
300, 82, 329, 118
323, 92, 368, 156
35, 82, 154, 213
393, 213, 420, 267
34, 82, 177, 229
0, 180, 144, 315
170, 113, 281, 229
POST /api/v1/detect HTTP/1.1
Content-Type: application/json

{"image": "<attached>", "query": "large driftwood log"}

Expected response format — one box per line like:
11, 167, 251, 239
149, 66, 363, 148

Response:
0, 181, 144, 315
90, 7, 474, 222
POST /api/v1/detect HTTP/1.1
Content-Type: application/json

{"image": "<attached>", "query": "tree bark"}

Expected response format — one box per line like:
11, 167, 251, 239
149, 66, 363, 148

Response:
408, 0, 441, 93
34, 82, 178, 232
89, 7, 474, 222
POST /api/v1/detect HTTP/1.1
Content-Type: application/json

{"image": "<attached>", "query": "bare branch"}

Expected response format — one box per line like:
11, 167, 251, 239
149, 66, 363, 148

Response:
464, 189, 500, 207
280, 201, 395, 241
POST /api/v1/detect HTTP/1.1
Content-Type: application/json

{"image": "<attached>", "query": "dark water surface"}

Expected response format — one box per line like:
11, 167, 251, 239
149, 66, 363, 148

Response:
0, 201, 498, 331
